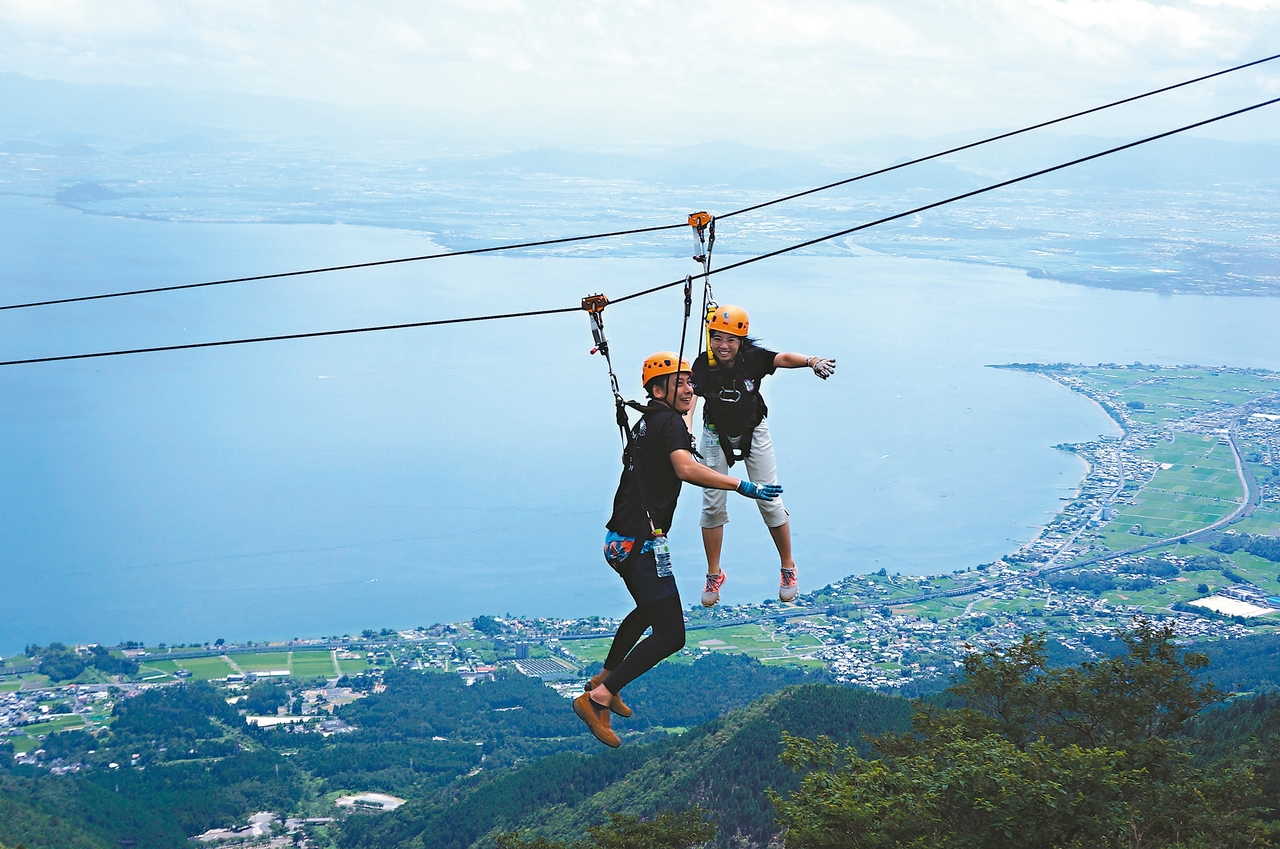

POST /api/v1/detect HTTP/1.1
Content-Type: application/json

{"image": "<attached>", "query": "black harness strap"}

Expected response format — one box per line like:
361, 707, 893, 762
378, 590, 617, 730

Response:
585, 294, 661, 544
717, 429, 750, 467
698, 350, 766, 468
585, 280, 700, 557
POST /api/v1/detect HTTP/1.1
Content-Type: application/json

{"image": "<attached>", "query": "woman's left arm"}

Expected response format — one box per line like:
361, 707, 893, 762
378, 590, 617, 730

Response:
774, 352, 837, 379
683, 395, 698, 434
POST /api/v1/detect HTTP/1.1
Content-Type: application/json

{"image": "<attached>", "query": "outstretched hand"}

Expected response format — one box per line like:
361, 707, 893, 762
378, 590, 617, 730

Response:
737, 480, 783, 501
809, 357, 836, 379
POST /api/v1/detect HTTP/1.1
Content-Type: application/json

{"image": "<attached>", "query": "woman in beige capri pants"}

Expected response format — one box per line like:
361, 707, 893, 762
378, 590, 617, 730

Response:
690, 304, 836, 607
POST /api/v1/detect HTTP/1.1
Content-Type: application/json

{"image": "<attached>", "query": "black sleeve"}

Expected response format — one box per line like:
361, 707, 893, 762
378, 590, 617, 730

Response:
652, 410, 693, 455
690, 358, 709, 397
749, 346, 779, 379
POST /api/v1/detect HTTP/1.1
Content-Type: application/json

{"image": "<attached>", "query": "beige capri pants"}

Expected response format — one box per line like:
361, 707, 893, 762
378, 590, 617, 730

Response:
698, 419, 789, 529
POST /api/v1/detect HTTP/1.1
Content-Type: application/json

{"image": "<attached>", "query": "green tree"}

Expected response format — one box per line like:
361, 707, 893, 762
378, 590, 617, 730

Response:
88, 645, 138, 676
37, 646, 86, 682
244, 680, 289, 716
497, 809, 715, 849
472, 615, 504, 636
773, 623, 1271, 849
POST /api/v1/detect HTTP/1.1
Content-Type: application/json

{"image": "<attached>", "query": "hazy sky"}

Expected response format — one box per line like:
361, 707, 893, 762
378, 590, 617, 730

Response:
2, 1, 1279, 146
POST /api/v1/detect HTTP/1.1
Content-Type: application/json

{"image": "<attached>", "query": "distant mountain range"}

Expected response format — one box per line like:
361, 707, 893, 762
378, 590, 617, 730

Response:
3, 71, 1279, 295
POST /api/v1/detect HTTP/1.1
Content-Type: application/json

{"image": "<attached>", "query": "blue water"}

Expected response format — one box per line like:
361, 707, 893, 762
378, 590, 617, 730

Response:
3, 195, 1279, 652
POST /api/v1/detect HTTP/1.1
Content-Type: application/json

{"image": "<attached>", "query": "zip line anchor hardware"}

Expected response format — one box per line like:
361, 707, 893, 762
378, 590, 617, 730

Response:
582, 293, 610, 354
688, 212, 713, 263
582, 293, 621, 397
688, 212, 718, 365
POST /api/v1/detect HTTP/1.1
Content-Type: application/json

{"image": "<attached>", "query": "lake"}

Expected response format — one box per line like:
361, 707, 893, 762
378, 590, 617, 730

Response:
2, 194, 1278, 652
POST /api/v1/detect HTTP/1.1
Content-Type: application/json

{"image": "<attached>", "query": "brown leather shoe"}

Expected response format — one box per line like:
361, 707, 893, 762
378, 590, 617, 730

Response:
585, 673, 633, 718
573, 693, 621, 748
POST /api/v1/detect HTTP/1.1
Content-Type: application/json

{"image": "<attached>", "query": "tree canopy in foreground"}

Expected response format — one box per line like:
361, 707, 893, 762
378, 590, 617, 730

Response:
774, 622, 1275, 849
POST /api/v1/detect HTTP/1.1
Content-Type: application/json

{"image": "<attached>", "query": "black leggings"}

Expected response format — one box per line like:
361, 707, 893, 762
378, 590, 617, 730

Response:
601, 594, 686, 693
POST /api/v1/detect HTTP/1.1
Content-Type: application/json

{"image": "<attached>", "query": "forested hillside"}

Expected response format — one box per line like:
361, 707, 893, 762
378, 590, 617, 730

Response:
10, 633, 1280, 848
0, 655, 822, 849
501, 624, 1280, 849
339, 685, 912, 849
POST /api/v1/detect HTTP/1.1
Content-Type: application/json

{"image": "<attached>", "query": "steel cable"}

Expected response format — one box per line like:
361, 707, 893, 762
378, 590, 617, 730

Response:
0, 222, 686, 312
0, 306, 580, 366
715, 50, 1280, 221
2, 93, 1277, 368
2, 53, 1276, 314
612, 94, 1280, 304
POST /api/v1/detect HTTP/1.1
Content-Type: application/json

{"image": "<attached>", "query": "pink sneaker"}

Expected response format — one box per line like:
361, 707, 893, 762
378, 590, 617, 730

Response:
701, 571, 727, 607
779, 567, 798, 603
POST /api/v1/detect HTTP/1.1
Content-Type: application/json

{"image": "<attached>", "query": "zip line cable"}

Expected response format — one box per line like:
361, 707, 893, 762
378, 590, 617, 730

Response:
0, 306, 582, 366
0, 222, 687, 312
715, 50, 1280, 221
2, 53, 1277, 315
609, 93, 1280, 305
2, 93, 1277, 368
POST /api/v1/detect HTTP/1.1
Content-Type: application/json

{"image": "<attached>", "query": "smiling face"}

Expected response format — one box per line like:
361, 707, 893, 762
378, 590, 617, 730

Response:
708, 330, 742, 366
650, 372, 694, 412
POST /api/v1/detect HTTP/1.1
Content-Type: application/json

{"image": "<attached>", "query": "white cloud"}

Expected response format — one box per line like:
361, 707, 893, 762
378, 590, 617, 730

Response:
0, 0, 1277, 145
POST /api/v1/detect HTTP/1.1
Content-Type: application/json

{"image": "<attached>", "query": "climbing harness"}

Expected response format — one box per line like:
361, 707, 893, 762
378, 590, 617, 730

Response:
699, 301, 763, 468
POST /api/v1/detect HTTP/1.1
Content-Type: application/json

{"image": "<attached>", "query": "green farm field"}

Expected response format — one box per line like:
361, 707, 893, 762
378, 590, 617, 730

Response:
758, 656, 825, 669
896, 597, 969, 619
134, 652, 337, 680
234, 652, 292, 672
1070, 368, 1279, 432
176, 656, 237, 679
1236, 505, 1280, 535
1090, 368, 1277, 405
19, 714, 86, 739
1101, 434, 1242, 545
137, 661, 177, 681
559, 639, 609, 665
689, 623, 824, 665
564, 622, 824, 668
336, 656, 369, 675
1079, 537, 1280, 619
10, 734, 42, 754
290, 651, 337, 677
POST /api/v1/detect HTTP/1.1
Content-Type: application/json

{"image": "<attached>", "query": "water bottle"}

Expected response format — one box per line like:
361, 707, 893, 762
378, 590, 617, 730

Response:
652, 533, 672, 578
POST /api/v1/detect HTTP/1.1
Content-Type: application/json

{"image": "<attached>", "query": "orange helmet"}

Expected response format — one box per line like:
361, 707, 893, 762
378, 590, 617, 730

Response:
642, 352, 692, 387
707, 304, 749, 337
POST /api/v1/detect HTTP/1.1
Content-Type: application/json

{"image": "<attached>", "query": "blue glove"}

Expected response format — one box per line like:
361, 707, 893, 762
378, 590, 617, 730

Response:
737, 480, 783, 501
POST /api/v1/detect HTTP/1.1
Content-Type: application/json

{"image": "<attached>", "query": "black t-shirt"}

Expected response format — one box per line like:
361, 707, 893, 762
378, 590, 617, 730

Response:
691, 343, 778, 437
606, 404, 694, 539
